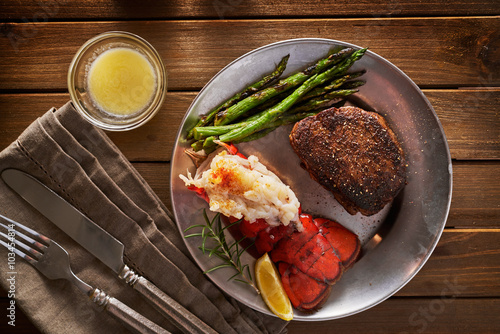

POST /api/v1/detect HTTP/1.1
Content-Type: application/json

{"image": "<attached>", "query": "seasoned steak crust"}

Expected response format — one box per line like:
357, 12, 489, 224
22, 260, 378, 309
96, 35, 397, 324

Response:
289, 106, 406, 216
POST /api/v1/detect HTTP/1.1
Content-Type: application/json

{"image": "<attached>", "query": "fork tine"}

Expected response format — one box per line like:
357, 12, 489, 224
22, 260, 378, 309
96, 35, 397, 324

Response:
0, 232, 37, 266
0, 228, 43, 259
0, 216, 48, 254
0, 220, 47, 252
0, 216, 46, 261
0, 213, 50, 246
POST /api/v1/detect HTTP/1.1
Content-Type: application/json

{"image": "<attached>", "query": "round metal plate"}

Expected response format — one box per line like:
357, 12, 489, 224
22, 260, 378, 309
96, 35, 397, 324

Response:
170, 38, 452, 321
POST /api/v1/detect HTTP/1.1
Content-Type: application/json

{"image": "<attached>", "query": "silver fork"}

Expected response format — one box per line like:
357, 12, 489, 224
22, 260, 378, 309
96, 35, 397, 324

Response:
0, 214, 170, 334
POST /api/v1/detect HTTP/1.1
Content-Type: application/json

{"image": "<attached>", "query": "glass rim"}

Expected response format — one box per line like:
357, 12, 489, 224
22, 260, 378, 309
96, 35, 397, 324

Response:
67, 31, 167, 131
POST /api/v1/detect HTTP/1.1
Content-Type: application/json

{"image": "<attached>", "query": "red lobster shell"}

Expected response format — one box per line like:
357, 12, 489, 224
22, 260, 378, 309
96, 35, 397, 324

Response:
245, 213, 361, 311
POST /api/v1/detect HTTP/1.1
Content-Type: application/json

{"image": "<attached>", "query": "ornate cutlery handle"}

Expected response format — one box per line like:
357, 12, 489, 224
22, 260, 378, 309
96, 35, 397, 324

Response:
91, 288, 170, 334
119, 266, 217, 334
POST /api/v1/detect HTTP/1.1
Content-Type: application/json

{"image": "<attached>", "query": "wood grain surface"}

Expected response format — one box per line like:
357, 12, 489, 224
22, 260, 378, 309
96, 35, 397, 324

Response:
0, 2, 499, 333
0, 0, 498, 19
0, 18, 498, 91
286, 298, 500, 333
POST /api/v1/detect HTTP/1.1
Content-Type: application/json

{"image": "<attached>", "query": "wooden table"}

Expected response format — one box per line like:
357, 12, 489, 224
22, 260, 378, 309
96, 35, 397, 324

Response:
1, 1, 499, 333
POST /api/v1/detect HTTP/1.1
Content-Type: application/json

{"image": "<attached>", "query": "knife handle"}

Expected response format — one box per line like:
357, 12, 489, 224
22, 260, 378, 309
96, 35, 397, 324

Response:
119, 266, 217, 334
91, 288, 170, 334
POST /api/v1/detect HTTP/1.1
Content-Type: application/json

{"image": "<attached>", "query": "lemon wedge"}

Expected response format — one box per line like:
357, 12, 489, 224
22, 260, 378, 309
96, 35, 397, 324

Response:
255, 253, 294, 321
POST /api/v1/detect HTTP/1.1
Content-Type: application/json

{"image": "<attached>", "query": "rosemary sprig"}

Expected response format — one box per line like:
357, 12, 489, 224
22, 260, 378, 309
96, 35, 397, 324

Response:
184, 210, 260, 294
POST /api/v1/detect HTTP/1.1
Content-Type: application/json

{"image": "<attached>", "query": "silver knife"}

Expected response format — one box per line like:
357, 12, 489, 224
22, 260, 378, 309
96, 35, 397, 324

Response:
2, 169, 217, 334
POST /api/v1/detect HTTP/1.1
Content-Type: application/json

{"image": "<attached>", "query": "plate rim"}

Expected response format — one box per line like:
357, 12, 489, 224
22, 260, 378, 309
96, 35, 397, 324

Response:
169, 38, 453, 321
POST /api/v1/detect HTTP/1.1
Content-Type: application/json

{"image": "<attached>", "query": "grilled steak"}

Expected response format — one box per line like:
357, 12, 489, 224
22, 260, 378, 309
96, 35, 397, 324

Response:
289, 106, 406, 216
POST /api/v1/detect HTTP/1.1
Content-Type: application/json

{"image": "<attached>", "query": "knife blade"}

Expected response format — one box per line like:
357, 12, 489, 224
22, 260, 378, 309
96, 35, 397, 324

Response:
2, 169, 126, 273
2, 169, 216, 334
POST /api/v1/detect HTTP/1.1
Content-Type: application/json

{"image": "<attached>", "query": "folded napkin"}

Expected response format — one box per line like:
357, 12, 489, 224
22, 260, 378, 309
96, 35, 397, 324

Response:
0, 102, 288, 334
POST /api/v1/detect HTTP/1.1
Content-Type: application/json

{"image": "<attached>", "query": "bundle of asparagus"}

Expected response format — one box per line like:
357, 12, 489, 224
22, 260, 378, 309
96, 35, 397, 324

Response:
187, 47, 367, 153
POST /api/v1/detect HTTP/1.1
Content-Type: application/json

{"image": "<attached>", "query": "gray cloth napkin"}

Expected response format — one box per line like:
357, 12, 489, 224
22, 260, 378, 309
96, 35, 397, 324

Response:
0, 102, 288, 334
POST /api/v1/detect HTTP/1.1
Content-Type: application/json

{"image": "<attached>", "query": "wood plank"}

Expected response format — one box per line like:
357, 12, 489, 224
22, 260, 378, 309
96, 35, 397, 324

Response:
0, 89, 498, 161
0, 18, 498, 90
425, 89, 500, 160
1, 297, 498, 334
133, 163, 171, 210
396, 230, 500, 297
287, 298, 500, 333
448, 161, 500, 227
0, 0, 498, 20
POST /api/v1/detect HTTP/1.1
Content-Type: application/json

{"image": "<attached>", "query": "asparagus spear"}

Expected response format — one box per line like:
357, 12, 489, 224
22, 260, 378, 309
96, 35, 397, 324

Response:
195, 85, 361, 140
299, 76, 348, 102
186, 54, 290, 139
235, 112, 318, 142
289, 89, 359, 114
218, 48, 367, 143
339, 79, 366, 89
191, 140, 204, 152
194, 102, 321, 140
201, 112, 317, 150
300, 70, 365, 102
233, 127, 277, 144
202, 136, 217, 154
323, 87, 362, 100
194, 89, 358, 141
195, 85, 358, 149
193, 123, 242, 140
194, 102, 271, 140
214, 47, 355, 126
239, 89, 293, 118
